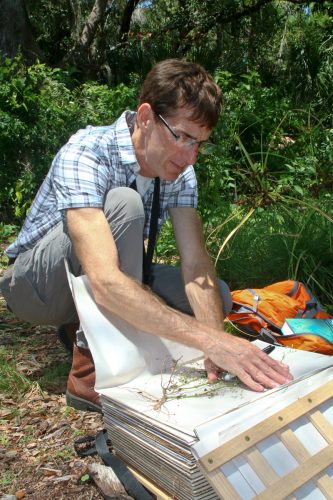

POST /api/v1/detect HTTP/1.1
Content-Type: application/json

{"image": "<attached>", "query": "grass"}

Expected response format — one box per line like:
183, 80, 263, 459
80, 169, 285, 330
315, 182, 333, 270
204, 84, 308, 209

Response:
0, 431, 10, 447
37, 360, 71, 393
0, 346, 70, 397
53, 446, 75, 460
203, 202, 333, 309
156, 199, 333, 310
0, 347, 32, 398
0, 471, 17, 488
0, 223, 18, 267
18, 425, 36, 445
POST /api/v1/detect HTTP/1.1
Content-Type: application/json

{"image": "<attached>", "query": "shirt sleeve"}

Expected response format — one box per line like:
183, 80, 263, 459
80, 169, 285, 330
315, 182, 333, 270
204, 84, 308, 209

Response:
52, 143, 112, 210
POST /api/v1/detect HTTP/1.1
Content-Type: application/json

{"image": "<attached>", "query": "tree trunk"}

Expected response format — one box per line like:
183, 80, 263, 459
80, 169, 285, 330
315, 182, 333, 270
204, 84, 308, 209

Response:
79, 0, 108, 54
69, 0, 83, 45
0, 0, 43, 62
65, 0, 109, 74
119, 0, 141, 43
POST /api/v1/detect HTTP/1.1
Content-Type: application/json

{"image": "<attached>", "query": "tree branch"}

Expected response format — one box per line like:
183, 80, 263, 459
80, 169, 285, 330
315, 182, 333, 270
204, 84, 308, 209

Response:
80, 0, 109, 50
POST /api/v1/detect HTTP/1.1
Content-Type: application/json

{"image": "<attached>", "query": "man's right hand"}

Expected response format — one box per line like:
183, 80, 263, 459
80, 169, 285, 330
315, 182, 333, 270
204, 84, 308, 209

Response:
205, 333, 293, 392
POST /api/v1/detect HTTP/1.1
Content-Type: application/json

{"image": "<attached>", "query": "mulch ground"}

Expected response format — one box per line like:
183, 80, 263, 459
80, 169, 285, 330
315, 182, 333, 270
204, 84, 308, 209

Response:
0, 263, 108, 499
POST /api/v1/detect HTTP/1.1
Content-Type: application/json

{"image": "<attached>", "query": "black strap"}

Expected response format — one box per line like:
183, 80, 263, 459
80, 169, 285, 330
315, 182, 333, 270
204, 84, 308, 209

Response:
144, 177, 160, 285
130, 177, 160, 285
75, 430, 153, 500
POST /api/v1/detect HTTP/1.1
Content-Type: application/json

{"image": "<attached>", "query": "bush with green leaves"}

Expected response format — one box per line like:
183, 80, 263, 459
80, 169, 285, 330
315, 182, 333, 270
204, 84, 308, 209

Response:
157, 199, 333, 308
194, 69, 333, 218
0, 56, 139, 223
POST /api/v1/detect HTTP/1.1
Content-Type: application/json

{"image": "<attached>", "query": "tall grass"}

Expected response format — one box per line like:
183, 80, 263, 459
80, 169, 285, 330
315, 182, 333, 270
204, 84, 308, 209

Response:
157, 198, 332, 310
203, 202, 333, 310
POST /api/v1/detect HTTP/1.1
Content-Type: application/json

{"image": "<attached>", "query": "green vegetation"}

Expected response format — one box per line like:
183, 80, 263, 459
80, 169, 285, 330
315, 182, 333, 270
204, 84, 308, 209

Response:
0, 1, 332, 304
0, 471, 17, 487
37, 360, 72, 393
53, 445, 75, 460
0, 346, 32, 398
0, 58, 138, 222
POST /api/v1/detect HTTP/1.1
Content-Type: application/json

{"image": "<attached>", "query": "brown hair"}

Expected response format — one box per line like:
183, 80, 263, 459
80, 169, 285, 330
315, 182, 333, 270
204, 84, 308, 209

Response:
139, 59, 222, 129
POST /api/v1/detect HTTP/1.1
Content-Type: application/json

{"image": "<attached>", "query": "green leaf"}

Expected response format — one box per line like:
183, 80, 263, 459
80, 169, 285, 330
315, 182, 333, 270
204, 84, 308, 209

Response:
294, 185, 304, 195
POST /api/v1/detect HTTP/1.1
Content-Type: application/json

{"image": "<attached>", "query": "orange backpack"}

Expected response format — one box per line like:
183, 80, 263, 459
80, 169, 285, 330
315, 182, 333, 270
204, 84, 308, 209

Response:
227, 280, 333, 354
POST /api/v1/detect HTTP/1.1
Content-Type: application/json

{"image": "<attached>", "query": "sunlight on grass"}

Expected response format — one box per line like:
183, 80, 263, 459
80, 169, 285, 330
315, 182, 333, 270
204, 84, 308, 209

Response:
37, 360, 71, 393
0, 348, 32, 398
202, 201, 333, 310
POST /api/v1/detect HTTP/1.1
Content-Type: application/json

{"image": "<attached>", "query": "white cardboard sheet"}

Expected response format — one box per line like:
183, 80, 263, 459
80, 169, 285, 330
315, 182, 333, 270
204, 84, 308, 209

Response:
66, 269, 202, 390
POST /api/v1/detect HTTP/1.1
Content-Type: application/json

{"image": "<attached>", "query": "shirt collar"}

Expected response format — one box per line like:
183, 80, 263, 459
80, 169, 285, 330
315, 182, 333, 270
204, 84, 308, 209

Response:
115, 111, 140, 176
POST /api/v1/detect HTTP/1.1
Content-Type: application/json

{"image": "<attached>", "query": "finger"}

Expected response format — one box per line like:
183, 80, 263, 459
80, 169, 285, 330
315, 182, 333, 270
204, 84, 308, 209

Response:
240, 359, 292, 390
234, 355, 293, 392
236, 371, 266, 392
204, 357, 220, 382
256, 353, 293, 384
251, 365, 292, 388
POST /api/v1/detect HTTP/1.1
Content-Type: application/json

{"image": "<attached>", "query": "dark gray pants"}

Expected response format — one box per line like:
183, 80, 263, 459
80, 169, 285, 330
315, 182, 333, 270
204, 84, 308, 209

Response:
0, 188, 231, 325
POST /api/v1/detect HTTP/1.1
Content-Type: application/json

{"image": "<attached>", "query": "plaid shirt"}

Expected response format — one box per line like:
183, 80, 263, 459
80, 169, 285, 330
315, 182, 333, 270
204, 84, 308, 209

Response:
6, 111, 198, 258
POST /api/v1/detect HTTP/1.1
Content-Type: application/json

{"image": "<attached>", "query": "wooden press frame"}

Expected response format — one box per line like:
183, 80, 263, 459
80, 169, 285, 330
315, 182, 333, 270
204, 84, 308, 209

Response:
198, 379, 333, 499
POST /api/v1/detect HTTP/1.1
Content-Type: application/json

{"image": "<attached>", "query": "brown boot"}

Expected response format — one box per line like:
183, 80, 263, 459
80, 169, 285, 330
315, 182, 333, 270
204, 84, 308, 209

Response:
66, 344, 102, 414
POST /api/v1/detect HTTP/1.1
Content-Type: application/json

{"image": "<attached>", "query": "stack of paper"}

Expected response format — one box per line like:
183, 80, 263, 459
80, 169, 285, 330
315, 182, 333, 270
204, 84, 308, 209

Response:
102, 396, 218, 499
99, 345, 333, 499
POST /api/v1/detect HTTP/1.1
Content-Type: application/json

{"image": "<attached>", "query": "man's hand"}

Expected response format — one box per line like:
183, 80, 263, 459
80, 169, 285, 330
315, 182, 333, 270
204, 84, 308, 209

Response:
204, 334, 293, 392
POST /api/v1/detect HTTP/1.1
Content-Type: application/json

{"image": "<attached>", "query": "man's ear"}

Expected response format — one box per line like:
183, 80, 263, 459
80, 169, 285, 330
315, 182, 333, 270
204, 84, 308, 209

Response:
136, 103, 153, 130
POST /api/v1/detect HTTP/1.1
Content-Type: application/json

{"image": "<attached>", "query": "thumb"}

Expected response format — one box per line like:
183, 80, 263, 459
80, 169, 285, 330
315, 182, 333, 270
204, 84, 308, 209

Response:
204, 357, 220, 382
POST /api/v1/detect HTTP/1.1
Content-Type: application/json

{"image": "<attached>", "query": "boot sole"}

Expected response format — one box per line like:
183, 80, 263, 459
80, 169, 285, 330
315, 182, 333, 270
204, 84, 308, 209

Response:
66, 390, 103, 414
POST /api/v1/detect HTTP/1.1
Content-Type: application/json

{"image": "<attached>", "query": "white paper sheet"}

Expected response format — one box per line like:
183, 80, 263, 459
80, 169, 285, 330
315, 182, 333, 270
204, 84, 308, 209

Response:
99, 344, 333, 435
66, 268, 202, 390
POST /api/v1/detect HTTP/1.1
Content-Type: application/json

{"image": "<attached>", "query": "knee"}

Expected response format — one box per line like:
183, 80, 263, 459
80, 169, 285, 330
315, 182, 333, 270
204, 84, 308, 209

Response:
104, 187, 144, 222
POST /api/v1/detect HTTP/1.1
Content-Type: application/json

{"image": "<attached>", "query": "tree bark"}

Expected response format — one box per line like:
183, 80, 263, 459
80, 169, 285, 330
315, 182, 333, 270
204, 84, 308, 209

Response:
80, 0, 108, 52
64, 0, 109, 72
0, 0, 43, 62
69, 0, 83, 45
119, 0, 141, 43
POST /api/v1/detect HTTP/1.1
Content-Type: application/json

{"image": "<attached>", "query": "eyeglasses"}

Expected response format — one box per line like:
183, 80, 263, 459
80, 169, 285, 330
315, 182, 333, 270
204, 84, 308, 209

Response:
156, 114, 216, 155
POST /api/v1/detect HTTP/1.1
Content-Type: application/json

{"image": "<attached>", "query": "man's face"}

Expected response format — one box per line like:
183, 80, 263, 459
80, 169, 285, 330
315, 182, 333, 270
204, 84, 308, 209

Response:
140, 107, 212, 181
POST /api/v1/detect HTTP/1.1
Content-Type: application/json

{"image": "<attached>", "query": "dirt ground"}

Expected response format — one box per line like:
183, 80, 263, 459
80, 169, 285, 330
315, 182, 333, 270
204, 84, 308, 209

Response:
0, 264, 109, 499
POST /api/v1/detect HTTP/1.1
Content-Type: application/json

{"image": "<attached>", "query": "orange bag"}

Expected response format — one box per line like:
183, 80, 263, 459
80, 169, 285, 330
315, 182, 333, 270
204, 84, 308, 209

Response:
227, 280, 332, 354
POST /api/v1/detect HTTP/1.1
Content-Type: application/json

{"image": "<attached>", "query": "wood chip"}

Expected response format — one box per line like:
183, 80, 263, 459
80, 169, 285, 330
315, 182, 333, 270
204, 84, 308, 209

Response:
88, 462, 134, 499
14, 490, 26, 499
41, 468, 61, 477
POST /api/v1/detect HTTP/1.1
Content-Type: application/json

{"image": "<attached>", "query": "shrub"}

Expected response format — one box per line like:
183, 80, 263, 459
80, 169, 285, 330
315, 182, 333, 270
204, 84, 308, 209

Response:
0, 57, 139, 223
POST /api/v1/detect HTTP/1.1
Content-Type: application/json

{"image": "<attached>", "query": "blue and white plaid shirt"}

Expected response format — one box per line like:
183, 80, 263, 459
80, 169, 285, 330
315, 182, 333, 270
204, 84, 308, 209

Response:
6, 111, 198, 258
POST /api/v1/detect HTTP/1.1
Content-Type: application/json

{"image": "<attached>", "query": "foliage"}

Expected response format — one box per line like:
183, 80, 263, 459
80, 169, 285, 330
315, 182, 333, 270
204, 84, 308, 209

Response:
195, 69, 333, 213
0, 346, 32, 398
277, 8, 333, 112
0, 1, 332, 306
202, 201, 333, 309
0, 56, 138, 223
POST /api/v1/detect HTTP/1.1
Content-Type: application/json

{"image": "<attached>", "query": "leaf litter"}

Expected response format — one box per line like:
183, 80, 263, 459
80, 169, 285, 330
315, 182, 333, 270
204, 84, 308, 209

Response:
0, 292, 106, 499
